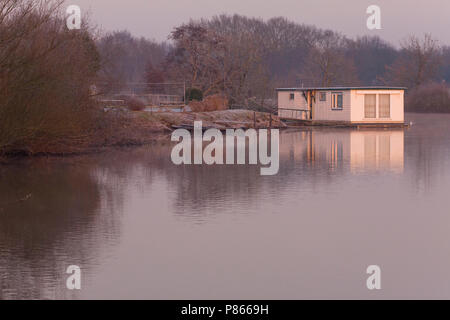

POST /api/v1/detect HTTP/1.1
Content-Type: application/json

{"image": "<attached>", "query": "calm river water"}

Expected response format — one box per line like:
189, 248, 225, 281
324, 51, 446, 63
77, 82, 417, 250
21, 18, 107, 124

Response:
1, 113, 450, 299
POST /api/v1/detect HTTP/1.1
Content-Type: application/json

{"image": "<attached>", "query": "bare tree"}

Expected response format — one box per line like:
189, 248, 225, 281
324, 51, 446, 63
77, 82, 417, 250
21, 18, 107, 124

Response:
301, 31, 360, 87
381, 34, 442, 88
167, 16, 287, 107
167, 21, 228, 94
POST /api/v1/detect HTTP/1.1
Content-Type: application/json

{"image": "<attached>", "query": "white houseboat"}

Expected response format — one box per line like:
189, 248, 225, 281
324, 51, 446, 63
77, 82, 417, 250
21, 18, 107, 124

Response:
277, 87, 407, 126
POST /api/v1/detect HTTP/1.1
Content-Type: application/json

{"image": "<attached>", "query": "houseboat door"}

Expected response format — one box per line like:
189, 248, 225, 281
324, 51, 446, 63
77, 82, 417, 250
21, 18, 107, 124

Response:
308, 90, 315, 120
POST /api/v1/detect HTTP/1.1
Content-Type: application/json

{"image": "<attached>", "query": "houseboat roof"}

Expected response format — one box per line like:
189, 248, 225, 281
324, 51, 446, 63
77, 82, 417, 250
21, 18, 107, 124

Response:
276, 86, 407, 91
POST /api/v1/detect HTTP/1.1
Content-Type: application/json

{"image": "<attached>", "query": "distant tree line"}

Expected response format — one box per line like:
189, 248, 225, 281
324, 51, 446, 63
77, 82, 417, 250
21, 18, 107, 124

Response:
96, 14, 450, 112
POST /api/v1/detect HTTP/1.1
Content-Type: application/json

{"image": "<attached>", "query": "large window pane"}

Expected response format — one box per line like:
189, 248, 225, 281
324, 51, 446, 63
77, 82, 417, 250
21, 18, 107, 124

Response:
337, 94, 343, 108
364, 94, 376, 118
379, 94, 390, 118
331, 92, 343, 110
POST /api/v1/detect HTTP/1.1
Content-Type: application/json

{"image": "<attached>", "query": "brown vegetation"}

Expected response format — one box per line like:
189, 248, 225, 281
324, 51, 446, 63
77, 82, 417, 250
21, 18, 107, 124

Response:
0, 0, 100, 155
124, 96, 146, 111
189, 94, 228, 112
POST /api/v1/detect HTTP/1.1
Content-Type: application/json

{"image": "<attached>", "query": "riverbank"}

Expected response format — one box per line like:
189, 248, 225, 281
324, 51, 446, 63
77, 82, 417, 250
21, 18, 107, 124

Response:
0, 109, 285, 159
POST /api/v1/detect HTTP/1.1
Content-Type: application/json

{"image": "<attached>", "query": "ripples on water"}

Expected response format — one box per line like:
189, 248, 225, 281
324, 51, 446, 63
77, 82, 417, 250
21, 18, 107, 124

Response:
1, 113, 450, 299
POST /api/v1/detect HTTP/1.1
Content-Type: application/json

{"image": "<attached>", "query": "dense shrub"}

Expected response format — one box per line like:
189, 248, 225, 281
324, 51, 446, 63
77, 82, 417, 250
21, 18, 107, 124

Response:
189, 94, 228, 112
125, 97, 146, 111
406, 83, 450, 113
185, 88, 203, 101
0, 1, 100, 155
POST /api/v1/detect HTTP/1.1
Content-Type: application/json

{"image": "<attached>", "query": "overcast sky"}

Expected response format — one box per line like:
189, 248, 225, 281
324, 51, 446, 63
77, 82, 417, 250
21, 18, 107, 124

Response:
65, 0, 450, 46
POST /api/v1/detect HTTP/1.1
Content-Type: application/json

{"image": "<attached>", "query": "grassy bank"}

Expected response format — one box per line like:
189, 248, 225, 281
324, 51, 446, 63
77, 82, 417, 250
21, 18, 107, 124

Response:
0, 109, 285, 158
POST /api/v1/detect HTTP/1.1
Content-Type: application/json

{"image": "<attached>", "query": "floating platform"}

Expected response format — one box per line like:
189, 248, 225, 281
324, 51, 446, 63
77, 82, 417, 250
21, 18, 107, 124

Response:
282, 119, 411, 129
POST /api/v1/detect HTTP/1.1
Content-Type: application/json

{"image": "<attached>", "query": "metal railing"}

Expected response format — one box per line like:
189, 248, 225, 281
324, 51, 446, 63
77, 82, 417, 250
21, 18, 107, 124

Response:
99, 99, 126, 107
99, 93, 184, 107
278, 108, 311, 120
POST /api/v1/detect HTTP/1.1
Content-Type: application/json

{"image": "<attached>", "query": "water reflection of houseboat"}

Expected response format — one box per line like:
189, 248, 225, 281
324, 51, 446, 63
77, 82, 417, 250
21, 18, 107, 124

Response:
280, 129, 404, 173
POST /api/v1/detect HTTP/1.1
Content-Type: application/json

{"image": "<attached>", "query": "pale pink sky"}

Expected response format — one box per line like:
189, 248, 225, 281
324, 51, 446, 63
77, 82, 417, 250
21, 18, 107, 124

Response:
65, 0, 450, 46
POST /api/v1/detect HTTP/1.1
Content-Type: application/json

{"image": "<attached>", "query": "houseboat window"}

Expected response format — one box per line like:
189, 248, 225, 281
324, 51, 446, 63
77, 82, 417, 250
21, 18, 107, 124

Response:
331, 92, 343, 110
289, 93, 295, 100
319, 92, 326, 101
379, 94, 390, 118
364, 94, 376, 118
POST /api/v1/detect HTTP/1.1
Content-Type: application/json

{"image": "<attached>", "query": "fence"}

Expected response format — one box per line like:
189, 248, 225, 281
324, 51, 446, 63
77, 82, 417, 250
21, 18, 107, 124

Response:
96, 82, 186, 109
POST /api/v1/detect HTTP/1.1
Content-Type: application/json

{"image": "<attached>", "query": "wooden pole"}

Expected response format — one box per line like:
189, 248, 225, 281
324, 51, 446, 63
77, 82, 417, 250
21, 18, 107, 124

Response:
253, 111, 256, 128
183, 80, 186, 111
269, 113, 272, 128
